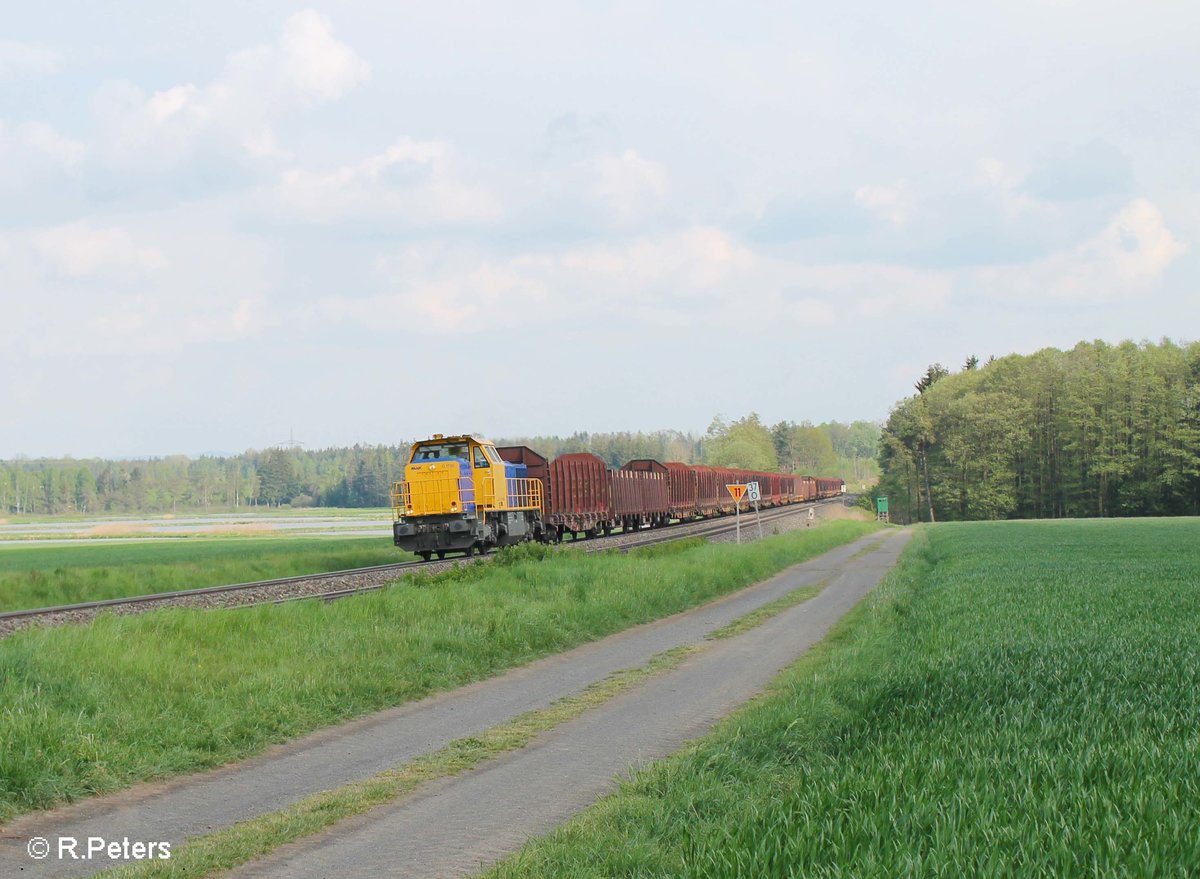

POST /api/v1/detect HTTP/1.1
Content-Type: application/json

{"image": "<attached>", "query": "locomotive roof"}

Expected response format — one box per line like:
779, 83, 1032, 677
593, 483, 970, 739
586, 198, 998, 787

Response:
414, 434, 494, 446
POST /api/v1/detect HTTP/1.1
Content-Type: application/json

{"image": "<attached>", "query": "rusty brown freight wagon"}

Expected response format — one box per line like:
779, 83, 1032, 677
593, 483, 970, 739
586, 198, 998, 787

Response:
663, 462, 700, 519
692, 465, 725, 515
617, 460, 671, 529
545, 452, 611, 537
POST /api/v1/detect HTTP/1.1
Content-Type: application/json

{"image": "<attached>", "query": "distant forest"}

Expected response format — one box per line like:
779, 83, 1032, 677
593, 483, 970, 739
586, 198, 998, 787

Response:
877, 339, 1200, 524
0, 420, 878, 516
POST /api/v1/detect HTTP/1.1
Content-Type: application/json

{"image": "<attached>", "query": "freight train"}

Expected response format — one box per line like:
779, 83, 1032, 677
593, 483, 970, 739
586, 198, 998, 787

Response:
390, 433, 844, 560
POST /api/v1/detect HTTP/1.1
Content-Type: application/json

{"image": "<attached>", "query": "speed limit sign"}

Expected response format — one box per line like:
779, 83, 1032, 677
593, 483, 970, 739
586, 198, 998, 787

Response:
746, 481, 761, 502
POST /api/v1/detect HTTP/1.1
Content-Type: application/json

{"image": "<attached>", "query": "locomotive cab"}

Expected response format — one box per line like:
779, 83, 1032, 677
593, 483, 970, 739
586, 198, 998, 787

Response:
391, 434, 546, 560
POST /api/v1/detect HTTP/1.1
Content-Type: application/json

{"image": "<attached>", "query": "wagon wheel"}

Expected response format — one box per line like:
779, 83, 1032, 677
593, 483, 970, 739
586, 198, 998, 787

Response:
436, 551, 446, 560
419, 551, 432, 562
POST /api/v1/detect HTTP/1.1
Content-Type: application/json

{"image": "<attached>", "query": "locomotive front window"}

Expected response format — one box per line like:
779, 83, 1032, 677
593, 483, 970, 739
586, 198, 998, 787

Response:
473, 447, 489, 468
415, 443, 469, 461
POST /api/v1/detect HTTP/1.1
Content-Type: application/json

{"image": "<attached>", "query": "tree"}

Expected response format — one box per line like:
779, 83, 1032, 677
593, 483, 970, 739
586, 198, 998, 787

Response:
258, 449, 296, 506
704, 414, 779, 470
874, 338, 1200, 521
915, 363, 950, 394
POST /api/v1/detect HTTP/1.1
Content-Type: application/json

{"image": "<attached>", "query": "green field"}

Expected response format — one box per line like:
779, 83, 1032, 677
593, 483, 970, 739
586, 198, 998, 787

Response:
485, 519, 1200, 878
0, 520, 880, 822
0, 536, 404, 612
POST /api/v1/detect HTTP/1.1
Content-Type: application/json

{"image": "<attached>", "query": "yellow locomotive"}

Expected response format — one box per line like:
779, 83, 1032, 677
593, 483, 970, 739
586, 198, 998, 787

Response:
391, 434, 547, 559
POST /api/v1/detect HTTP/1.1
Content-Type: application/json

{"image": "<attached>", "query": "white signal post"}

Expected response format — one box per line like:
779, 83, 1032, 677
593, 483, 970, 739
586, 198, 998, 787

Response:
746, 481, 763, 540
726, 484, 747, 543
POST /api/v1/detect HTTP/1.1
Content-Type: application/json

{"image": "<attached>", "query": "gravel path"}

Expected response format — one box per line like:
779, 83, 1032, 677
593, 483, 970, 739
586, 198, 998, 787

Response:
232, 528, 911, 879
0, 525, 899, 879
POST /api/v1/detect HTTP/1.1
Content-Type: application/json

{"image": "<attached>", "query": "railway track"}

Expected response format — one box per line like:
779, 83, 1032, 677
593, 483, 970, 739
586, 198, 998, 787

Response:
0, 500, 842, 636
276, 503, 814, 607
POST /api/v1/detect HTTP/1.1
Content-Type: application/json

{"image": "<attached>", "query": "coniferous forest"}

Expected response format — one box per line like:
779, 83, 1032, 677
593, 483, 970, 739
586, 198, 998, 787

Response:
876, 339, 1200, 523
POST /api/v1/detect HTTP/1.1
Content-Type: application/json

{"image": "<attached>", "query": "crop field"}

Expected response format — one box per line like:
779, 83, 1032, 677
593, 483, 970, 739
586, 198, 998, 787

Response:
0, 536, 400, 612
485, 518, 1200, 878
0, 520, 880, 822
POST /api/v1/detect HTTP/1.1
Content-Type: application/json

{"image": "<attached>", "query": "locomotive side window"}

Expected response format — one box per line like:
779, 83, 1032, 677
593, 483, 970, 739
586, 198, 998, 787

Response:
473, 447, 489, 469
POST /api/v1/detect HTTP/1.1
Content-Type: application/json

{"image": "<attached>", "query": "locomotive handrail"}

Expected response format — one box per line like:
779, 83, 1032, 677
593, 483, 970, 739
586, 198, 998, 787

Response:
393, 475, 544, 518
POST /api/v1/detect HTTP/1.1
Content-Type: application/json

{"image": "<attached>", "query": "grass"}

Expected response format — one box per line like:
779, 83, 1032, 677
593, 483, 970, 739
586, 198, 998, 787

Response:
0, 536, 399, 612
105, 534, 846, 879
483, 518, 1200, 878
0, 519, 880, 823
102, 646, 701, 879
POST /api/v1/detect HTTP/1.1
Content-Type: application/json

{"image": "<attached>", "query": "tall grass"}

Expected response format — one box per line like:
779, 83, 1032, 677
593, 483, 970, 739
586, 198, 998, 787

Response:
0, 537, 399, 611
0, 520, 880, 822
486, 518, 1200, 878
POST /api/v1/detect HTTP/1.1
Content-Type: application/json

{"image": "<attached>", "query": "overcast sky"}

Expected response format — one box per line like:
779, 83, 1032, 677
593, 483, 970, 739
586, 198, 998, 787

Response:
1, 2, 1196, 458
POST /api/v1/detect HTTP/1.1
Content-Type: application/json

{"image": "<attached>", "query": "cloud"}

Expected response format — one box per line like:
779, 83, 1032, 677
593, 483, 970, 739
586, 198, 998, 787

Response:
0, 40, 60, 79
587, 149, 668, 218
6, 120, 85, 168
854, 181, 914, 226
312, 226, 754, 334
976, 157, 1046, 221
974, 198, 1185, 300
530, 146, 672, 229
0, 120, 85, 192
93, 10, 368, 168
266, 137, 501, 225
33, 221, 167, 279
310, 226, 951, 337
1024, 140, 1134, 202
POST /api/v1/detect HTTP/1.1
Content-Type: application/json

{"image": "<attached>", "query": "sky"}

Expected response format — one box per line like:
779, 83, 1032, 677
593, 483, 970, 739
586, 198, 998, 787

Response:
1, 1, 1197, 458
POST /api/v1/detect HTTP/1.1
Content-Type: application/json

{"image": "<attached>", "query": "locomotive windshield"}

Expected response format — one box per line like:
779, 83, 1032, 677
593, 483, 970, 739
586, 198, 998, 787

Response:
413, 442, 469, 461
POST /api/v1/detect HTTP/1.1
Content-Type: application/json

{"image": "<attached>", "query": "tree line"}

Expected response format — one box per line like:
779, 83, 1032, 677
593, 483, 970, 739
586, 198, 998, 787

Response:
1, 420, 875, 516
875, 338, 1200, 523
0, 445, 409, 515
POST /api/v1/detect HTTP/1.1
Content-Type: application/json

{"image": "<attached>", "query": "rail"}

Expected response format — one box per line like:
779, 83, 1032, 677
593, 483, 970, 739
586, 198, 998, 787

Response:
3, 498, 841, 635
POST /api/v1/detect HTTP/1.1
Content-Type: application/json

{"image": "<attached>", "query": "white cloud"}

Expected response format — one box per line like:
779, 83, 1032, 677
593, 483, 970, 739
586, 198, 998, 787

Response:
976, 157, 1048, 221
33, 221, 167, 279
588, 149, 668, 218
855, 181, 914, 226
974, 198, 1185, 301
0, 40, 60, 79
310, 226, 954, 337
15, 121, 84, 167
0, 120, 85, 182
94, 10, 368, 166
310, 226, 754, 334
267, 137, 500, 225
